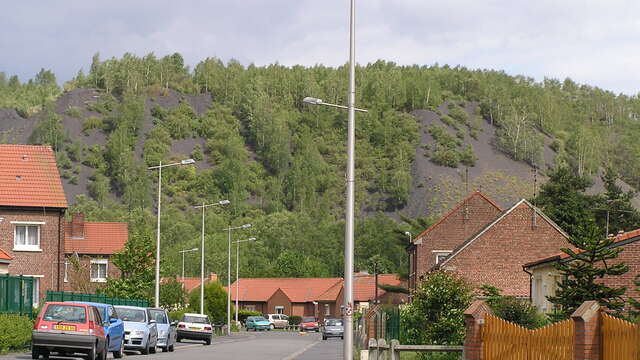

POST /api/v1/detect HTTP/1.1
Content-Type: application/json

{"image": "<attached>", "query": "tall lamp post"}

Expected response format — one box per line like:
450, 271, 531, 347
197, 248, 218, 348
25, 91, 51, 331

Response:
224, 223, 252, 335
179, 247, 199, 284
234, 237, 257, 325
148, 158, 196, 308
194, 200, 230, 314
303, 2, 364, 357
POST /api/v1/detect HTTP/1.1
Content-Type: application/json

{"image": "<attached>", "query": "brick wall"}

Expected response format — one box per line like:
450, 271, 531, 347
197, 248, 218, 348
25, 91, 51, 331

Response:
63, 254, 121, 293
413, 192, 502, 286
0, 208, 65, 303
266, 289, 292, 315
601, 238, 640, 303
446, 202, 569, 296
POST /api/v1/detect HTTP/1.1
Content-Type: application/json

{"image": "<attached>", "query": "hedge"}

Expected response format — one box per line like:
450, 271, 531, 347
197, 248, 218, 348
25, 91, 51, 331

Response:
0, 314, 32, 353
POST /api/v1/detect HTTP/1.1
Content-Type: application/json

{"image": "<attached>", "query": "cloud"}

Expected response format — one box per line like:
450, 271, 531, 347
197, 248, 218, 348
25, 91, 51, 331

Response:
1, 1, 638, 94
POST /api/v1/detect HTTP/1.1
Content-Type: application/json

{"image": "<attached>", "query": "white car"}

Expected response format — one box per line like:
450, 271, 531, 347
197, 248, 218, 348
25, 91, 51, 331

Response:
176, 313, 212, 345
266, 314, 289, 329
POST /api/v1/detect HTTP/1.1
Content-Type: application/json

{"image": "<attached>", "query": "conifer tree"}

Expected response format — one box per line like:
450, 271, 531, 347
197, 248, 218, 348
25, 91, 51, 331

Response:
548, 222, 629, 318
629, 275, 640, 318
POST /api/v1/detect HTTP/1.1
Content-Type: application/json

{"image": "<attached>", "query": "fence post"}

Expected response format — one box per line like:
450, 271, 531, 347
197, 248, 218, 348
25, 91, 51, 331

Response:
389, 339, 400, 360
377, 338, 387, 360
571, 301, 601, 360
463, 300, 492, 360
368, 338, 378, 360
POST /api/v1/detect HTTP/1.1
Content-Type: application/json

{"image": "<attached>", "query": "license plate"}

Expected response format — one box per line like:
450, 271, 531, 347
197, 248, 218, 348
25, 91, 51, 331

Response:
190, 327, 200, 330
53, 325, 76, 331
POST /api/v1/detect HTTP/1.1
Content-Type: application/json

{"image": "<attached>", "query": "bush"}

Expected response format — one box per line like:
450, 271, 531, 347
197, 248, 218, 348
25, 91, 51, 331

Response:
288, 315, 302, 325
188, 281, 230, 325
0, 314, 32, 352
64, 107, 83, 118
83, 116, 103, 133
480, 285, 547, 329
431, 146, 460, 168
449, 106, 469, 125
237, 310, 262, 324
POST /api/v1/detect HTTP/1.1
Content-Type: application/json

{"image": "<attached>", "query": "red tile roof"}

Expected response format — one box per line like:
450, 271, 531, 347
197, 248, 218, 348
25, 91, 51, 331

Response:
524, 228, 640, 268
64, 222, 128, 255
0, 248, 13, 261
0, 145, 67, 208
413, 191, 502, 244
317, 274, 403, 302
163, 274, 218, 293
229, 278, 342, 303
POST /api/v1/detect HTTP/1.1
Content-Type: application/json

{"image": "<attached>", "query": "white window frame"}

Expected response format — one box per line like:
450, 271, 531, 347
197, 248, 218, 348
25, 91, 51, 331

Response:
244, 304, 256, 312
64, 260, 69, 283
275, 305, 284, 314
90, 259, 108, 283
433, 250, 452, 264
324, 303, 330, 316
23, 275, 44, 307
12, 222, 44, 252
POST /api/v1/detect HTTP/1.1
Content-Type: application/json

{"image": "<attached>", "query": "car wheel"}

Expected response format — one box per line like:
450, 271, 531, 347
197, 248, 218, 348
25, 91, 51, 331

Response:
205, 337, 211, 345
141, 338, 150, 355
149, 343, 157, 354
322, 335, 327, 340
98, 345, 107, 360
177, 337, 182, 342
341, 336, 344, 339
270, 324, 275, 330
169, 344, 175, 352
113, 340, 124, 359
86, 343, 96, 360
31, 346, 40, 359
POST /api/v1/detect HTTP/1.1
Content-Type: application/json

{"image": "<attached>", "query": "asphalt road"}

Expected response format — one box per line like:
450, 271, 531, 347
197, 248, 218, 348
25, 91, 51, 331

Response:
2, 331, 343, 360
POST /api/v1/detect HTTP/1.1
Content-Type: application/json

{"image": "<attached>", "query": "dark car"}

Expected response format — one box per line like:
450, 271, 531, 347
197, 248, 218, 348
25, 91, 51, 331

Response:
300, 317, 319, 332
32, 302, 108, 360
321, 318, 344, 340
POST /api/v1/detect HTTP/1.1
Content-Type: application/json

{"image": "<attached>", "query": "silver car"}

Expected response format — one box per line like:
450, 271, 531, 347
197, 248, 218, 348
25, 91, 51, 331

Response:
115, 306, 158, 355
148, 308, 176, 352
321, 318, 344, 340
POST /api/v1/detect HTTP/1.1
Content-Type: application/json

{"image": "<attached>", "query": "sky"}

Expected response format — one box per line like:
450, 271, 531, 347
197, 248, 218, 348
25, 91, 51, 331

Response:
1, 0, 639, 95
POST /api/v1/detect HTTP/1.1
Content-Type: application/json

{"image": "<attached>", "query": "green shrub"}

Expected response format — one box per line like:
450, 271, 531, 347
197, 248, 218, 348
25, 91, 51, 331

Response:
456, 129, 465, 140
237, 310, 262, 324
440, 115, 455, 127
69, 175, 79, 185
480, 285, 547, 329
431, 146, 460, 168
56, 151, 73, 170
64, 107, 83, 118
460, 145, 476, 167
191, 144, 204, 161
469, 129, 479, 140
169, 310, 186, 322
288, 315, 302, 325
86, 95, 116, 115
83, 116, 103, 133
449, 106, 469, 125
0, 314, 32, 352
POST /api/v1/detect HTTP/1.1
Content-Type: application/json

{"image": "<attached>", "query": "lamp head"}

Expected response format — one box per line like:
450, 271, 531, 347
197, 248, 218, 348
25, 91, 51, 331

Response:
192, 248, 199, 251
241, 224, 252, 229
404, 231, 411, 236
303, 97, 323, 105
247, 237, 257, 241
219, 200, 231, 205
181, 159, 196, 165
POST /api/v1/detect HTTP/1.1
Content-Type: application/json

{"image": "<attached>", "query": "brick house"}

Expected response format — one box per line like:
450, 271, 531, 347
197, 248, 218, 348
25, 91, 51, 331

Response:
524, 228, 640, 313
0, 248, 12, 274
0, 145, 68, 306
407, 191, 503, 295
161, 273, 218, 294
408, 191, 571, 298
63, 213, 128, 293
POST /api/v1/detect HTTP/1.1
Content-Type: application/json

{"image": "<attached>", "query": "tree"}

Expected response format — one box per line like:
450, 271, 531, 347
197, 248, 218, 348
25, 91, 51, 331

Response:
188, 281, 229, 325
401, 272, 472, 351
629, 275, 640, 319
160, 277, 187, 309
480, 285, 544, 329
548, 222, 629, 318
593, 167, 640, 235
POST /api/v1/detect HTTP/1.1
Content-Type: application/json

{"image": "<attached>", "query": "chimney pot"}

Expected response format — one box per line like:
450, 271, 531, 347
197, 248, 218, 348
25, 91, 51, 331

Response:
71, 213, 85, 239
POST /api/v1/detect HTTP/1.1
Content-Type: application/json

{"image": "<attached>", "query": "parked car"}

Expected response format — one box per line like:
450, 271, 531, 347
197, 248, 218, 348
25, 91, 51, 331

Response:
266, 314, 289, 329
245, 316, 271, 331
148, 308, 176, 352
32, 301, 108, 360
67, 301, 125, 358
176, 313, 212, 345
114, 305, 158, 355
300, 317, 320, 332
321, 318, 344, 340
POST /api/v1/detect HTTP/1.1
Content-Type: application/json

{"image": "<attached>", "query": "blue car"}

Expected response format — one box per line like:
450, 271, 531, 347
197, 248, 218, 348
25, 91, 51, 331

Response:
67, 301, 125, 358
245, 316, 271, 331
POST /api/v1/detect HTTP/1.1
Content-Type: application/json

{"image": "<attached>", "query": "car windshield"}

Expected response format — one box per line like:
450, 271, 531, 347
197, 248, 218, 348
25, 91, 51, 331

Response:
326, 319, 343, 326
183, 315, 208, 324
253, 317, 267, 322
302, 317, 316, 322
116, 308, 146, 323
43, 304, 86, 323
149, 310, 168, 324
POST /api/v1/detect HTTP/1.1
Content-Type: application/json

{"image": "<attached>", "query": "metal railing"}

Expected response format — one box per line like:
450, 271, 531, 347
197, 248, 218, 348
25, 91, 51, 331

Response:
46, 291, 149, 307
366, 338, 464, 360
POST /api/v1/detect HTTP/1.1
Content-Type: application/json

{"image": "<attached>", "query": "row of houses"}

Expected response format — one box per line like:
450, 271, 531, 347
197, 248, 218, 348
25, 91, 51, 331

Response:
0, 145, 128, 305
407, 190, 640, 312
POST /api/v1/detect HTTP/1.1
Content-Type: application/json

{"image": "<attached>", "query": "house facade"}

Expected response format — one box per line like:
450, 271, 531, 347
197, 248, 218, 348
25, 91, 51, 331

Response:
524, 229, 640, 313
0, 145, 68, 305
63, 213, 128, 292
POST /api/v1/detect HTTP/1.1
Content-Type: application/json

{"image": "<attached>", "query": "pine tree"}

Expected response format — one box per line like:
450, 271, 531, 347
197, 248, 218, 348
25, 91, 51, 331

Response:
548, 222, 629, 318
629, 275, 640, 318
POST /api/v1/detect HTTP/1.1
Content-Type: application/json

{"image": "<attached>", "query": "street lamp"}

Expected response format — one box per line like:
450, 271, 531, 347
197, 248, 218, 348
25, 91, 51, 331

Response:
224, 223, 252, 335
303, 97, 368, 113
148, 158, 196, 308
194, 200, 230, 315
303, 1, 362, 357
178, 248, 199, 284
233, 237, 257, 325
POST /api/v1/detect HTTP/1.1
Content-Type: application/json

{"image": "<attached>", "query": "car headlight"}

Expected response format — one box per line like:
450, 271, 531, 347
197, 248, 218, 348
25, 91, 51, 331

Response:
159, 330, 166, 337
132, 330, 146, 337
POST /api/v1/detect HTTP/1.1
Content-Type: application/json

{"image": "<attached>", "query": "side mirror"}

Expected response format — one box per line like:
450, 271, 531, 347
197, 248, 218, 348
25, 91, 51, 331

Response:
149, 320, 156, 324
110, 318, 118, 324
171, 321, 178, 327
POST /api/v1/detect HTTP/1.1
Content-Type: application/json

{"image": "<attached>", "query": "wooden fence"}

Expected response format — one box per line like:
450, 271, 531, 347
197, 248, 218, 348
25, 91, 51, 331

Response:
482, 314, 574, 360
601, 313, 640, 360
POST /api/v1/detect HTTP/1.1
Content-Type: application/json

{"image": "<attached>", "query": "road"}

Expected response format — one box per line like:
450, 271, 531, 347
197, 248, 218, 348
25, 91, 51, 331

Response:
2, 331, 343, 360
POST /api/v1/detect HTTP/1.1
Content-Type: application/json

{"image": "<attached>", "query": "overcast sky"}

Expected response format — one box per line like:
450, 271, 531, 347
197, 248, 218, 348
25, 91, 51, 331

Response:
1, 1, 639, 95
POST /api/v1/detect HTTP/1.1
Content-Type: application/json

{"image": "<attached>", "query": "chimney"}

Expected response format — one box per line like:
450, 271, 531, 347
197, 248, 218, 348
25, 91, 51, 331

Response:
71, 213, 85, 239
208, 273, 218, 282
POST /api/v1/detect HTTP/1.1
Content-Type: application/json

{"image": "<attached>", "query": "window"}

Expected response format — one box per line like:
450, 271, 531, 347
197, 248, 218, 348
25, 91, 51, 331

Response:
324, 304, 330, 316
275, 306, 284, 314
244, 304, 256, 312
64, 261, 69, 283
90, 259, 108, 282
433, 250, 452, 265
13, 223, 41, 251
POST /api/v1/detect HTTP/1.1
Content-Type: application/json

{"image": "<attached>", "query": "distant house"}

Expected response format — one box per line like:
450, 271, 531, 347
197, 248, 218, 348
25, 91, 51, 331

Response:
63, 213, 128, 292
0, 145, 68, 306
408, 191, 570, 298
0, 248, 12, 274
524, 229, 640, 313
162, 273, 218, 294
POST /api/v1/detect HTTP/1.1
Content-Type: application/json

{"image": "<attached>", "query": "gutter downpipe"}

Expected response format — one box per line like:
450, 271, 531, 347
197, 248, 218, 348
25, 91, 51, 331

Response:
522, 265, 533, 302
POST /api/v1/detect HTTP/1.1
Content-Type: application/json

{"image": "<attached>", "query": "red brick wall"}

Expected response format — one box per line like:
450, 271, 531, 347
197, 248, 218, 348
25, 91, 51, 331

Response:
413, 193, 502, 284
63, 255, 121, 293
0, 208, 65, 304
598, 238, 640, 303
266, 289, 292, 315
445, 202, 569, 296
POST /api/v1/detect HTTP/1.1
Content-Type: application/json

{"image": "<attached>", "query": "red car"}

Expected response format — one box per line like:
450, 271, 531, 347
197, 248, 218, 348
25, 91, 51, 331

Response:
300, 317, 319, 332
32, 302, 108, 360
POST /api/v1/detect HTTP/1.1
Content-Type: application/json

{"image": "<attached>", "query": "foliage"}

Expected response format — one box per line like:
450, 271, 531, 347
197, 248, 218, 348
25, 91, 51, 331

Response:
288, 315, 302, 325
479, 285, 546, 329
236, 310, 262, 324
629, 275, 640, 319
160, 277, 188, 309
188, 281, 230, 325
64, 106, 83, 118
83, 116, 103, 133
402, 272, 473, 352
168, 310, 186, 322
548, 222, 629, 319
592, 167, 640, 235
0, 314, 32, 353
378, 284, 409, 294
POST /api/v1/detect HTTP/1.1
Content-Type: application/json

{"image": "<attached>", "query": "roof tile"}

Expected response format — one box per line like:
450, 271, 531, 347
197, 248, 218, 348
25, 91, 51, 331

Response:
64, 222, 128, 254
0, 248, 13, 261
229, 278, 342, 302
